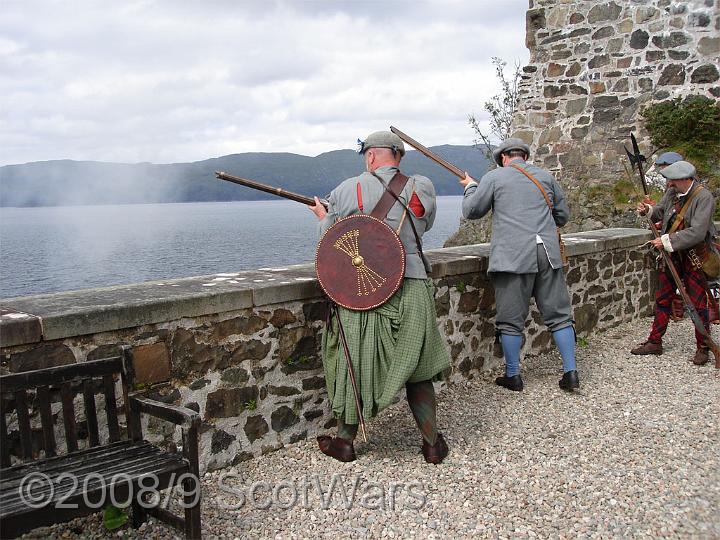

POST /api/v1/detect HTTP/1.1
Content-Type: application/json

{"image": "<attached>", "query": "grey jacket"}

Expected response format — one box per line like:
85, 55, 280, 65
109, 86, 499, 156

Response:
319, 165, 436, 279
649, 182, 717, 251
462, 159, 570, 273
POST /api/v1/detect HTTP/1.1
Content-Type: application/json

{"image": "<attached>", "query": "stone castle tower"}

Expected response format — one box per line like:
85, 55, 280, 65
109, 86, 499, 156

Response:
447, 0, 718, 244
513, 0, 718, 228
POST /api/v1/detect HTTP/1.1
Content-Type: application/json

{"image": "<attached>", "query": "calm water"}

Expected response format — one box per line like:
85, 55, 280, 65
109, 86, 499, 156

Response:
0, 197, 463, 298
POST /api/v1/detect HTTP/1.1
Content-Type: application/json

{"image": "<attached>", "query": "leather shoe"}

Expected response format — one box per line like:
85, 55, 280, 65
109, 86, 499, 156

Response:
422, 433, 449, 464
559, 370, 580, 391
630, 341, 663, 355
317, 436, 356, 462
495, 374, 523, 391
691, 348, 709, 366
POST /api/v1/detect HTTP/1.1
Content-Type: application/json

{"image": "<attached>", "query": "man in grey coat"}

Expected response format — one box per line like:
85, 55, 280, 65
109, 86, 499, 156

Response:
460, 138, 579, 392
631, 160, 717, 365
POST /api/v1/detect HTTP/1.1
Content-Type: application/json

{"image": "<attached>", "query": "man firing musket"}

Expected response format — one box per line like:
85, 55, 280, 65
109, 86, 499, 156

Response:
627, 138, 720, 367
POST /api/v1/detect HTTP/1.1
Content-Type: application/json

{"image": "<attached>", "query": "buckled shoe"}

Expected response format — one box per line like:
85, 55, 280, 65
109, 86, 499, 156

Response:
422, 433, 449, 464
630, 341, 663, 355
317, 436, 356, 462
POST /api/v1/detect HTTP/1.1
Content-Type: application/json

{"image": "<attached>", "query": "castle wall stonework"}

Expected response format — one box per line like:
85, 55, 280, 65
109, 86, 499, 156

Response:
1, 230, 655, 472
514, 0, 719, 228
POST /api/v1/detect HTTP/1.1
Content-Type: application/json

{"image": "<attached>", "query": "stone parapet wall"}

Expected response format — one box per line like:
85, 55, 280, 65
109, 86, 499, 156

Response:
1, 229, 655, 471
514, 0, 719, 229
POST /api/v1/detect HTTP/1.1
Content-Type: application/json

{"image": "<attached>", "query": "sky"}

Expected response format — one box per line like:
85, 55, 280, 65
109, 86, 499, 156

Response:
0, 0, 530, 166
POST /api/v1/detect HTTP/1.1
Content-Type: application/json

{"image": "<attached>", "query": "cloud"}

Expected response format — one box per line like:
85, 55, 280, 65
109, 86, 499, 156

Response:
0, 0, 529, 165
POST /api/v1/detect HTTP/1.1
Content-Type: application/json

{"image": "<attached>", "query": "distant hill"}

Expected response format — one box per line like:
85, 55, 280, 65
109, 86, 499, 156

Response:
0, 145, 492, 207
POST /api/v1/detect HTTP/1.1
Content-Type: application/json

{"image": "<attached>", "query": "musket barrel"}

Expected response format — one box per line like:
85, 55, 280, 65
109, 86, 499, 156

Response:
390, 126, 465, 179
215, 171, 323, 207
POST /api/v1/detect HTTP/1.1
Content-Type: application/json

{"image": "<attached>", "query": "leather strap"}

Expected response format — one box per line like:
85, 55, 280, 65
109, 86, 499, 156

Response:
370, 172, 410, 219
509, 163, 553, 211
668, 185, 702, 235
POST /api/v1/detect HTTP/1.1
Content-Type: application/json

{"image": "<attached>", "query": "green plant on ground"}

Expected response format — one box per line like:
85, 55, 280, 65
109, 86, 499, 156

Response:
244, 399, 257, 411
578, 336, 589, 348
455, 280, 466, 293
103, 505, 128, 530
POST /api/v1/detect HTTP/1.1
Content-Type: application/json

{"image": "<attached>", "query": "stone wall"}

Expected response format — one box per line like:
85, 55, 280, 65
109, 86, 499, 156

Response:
1, 229, 654, 471
512, 0, 719, 230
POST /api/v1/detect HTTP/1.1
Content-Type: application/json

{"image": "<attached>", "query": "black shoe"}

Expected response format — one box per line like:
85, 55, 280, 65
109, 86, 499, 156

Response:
559, 370, 580, 391
495, 374, 523, 391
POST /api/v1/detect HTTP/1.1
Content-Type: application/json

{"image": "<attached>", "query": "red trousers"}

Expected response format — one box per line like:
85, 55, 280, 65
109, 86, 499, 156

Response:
648, 254, 710, 348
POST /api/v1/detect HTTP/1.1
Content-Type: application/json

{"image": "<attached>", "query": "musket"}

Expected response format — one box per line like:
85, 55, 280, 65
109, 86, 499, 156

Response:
624, 133, 649, 196
625, 134, 720, 368
332, 304, 368, 443
390, 126, 466, 179
216, 171, 327, 208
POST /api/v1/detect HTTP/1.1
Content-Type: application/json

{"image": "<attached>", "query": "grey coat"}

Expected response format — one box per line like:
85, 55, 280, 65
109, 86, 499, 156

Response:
462, 160, 570, 273
650, 182, 717, 251
319, 165, 436, 279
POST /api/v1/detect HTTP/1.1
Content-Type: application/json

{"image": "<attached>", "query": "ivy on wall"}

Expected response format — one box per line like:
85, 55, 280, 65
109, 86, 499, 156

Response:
641, 96, 720, 219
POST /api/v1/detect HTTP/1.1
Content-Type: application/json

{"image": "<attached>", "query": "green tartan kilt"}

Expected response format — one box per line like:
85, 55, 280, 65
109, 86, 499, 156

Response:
321, 278, 451, 425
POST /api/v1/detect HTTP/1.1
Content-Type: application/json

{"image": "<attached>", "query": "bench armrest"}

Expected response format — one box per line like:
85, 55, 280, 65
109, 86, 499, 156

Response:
129, 394, 200, 429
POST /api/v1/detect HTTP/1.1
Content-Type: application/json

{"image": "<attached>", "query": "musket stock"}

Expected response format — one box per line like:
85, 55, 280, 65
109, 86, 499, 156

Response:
390, 126, 466, 179
215, 171, 327, 208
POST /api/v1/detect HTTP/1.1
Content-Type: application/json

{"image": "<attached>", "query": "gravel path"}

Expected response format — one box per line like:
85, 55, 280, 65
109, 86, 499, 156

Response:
21, 317, 720, 539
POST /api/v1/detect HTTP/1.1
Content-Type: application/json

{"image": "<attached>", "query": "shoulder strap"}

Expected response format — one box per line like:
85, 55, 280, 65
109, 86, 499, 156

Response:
509, 163, 553, 211
370, 172, 410, 219
668, 185, 702, 235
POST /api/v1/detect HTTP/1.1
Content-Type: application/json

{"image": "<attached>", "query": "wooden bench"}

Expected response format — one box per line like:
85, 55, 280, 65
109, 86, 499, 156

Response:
0, 347, 202, 538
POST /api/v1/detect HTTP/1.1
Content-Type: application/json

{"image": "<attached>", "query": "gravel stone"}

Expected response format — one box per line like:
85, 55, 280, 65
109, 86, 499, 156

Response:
18, 318, 720, 539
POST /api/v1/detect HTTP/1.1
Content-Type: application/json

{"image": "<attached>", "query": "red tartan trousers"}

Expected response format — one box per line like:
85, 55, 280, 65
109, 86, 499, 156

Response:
648, 253, 710, 348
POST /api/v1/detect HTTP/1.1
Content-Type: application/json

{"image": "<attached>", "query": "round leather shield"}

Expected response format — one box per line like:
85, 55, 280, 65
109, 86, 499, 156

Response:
316, 215, 405, 310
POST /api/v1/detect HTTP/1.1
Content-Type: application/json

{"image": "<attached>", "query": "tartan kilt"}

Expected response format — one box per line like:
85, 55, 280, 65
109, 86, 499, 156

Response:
321, 278, 451, 425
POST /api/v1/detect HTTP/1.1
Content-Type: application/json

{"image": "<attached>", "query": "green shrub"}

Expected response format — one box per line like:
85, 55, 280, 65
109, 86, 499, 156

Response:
640, 95, 720, 218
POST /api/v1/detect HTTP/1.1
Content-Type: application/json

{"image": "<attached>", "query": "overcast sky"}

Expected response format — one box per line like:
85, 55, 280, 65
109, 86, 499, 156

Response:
1, 1, 530, 166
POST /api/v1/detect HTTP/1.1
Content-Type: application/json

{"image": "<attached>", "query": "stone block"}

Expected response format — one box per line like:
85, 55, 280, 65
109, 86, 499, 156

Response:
691, 64, 720, 84
616, 57, 633, 69
698, 37, 720, 56
588, 55, 610, 69
668, 50, 690, 60
7, 343, 75, 373
171, 328, 230, 379
566, 62, 582, 77
617, 18, 633, 33
658, 64, 686, 86
0, 309, 42, 348
212, 314, 267, 341
593, 26, 615, 40
607, 38, 625, 53
589, 82, 606, 94
539, 126, 562, 146
652, 32, 691, 49
269, 308, 297, 328
244, 415, 269, 443
566, 97, 587, 116
569, 12, 585, 24
588, 3, 622, 24
133, 342, 171, 384
635, 6, 658, 23
629, 30, 649, 49
544, 85, 568, 98
205, 386, 258, 418
547, 63, 566, 77
271, 405, 299, 432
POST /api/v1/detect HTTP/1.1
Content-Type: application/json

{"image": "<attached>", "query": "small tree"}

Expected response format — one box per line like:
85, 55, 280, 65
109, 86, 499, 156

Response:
468, 57, 522, 160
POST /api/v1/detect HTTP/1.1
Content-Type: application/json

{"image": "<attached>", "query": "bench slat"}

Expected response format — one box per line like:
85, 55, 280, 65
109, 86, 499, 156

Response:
60, 383, 78, 453
14, 390, 33, 461
103, 375, 121, 442
0, 357, 124, 394
37, 386, 57, 458
0, 398, 10, 468
1, 451, 188, 513
0, 442, 160, 494
83, 381, 100, 447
